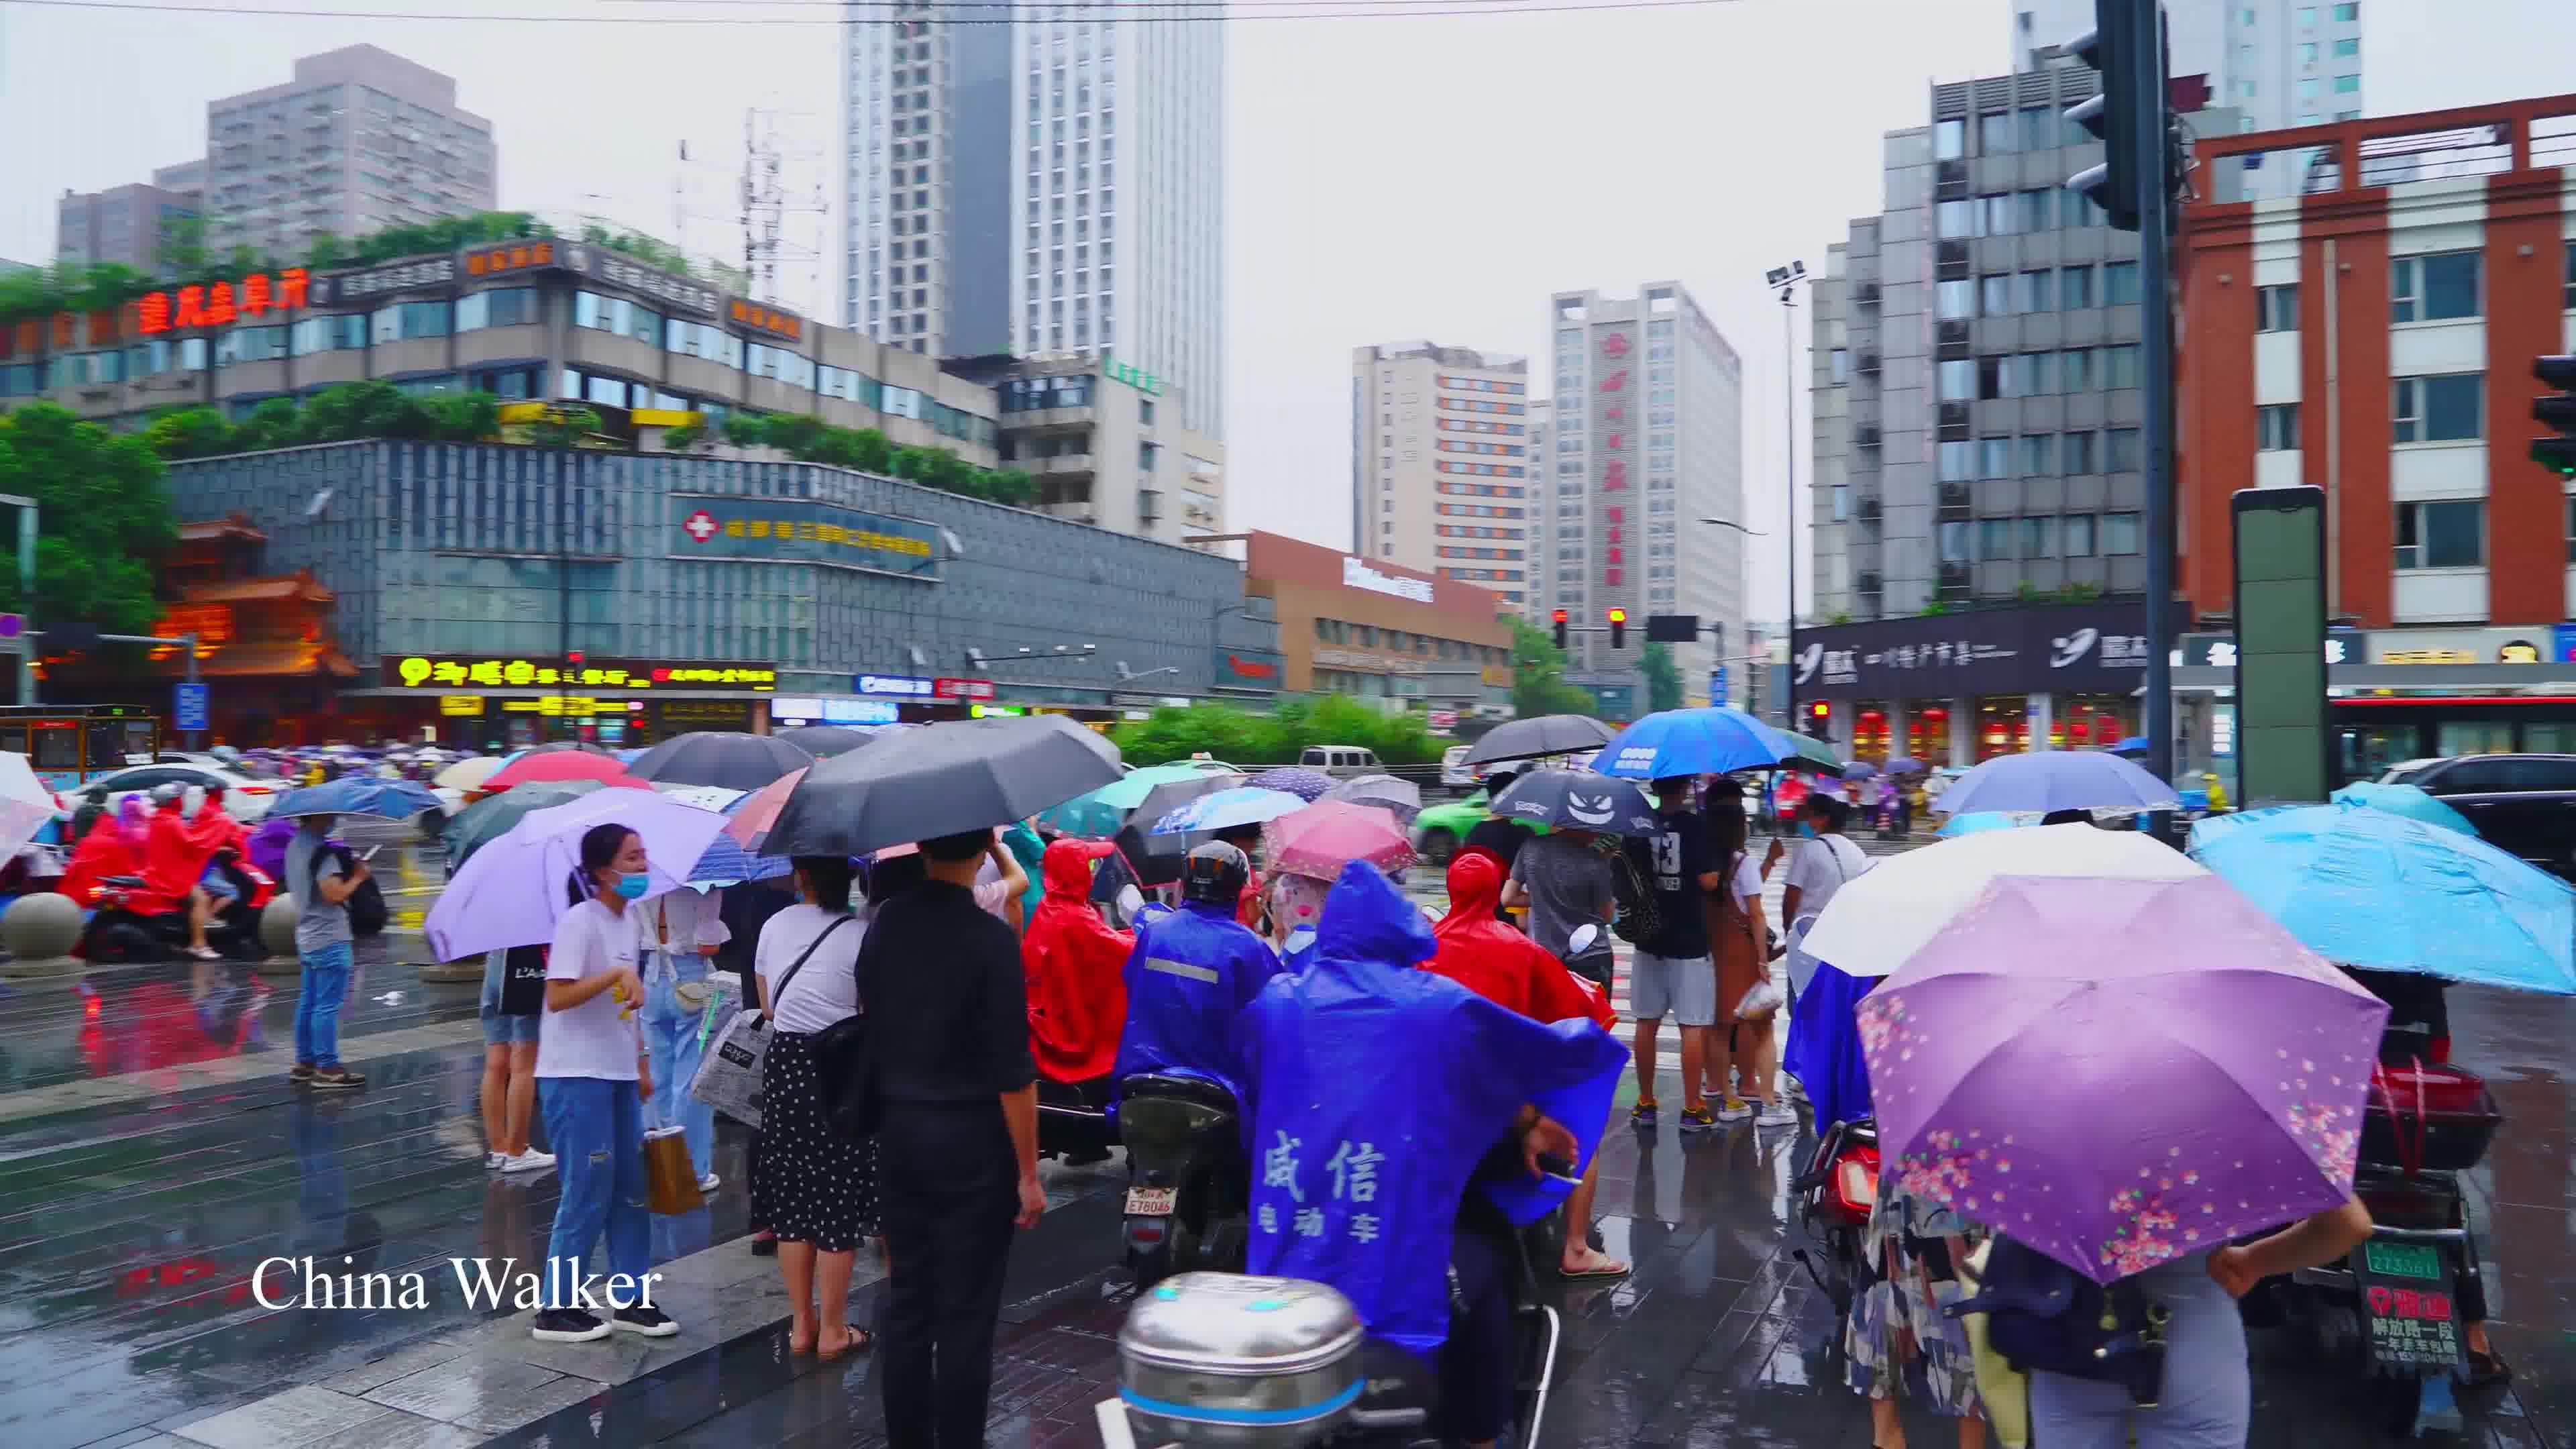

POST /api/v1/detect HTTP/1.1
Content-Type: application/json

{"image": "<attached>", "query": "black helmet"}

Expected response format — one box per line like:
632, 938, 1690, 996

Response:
1179, 841, 1250, 908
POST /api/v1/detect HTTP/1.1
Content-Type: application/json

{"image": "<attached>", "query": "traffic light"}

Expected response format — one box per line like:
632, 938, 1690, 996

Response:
1551, 608, 1568, 649
1644, 612, 1701, 644
1605, 608, 1627, 649
2534, 355, 2576, 478
1808, 700, 1831, 735
2063, 0, 2159, 233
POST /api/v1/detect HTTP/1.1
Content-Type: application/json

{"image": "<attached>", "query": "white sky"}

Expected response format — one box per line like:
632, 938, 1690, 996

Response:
4, 0, 2571, 623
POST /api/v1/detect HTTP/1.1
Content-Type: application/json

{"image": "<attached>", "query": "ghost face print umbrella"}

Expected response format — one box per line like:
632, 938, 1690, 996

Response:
1859, 873, 2387, 1285
1485, 770, 1660, 838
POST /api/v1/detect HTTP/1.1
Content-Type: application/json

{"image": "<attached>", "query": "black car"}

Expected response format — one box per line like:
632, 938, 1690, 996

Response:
2379, 753, 2576, 877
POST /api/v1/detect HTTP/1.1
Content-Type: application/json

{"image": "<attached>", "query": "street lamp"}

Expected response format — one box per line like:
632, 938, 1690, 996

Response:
1766, 260, 1809, 728
1698, 516, 1768, 537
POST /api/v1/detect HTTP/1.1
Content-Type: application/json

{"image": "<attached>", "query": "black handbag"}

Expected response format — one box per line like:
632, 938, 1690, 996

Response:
1947, 1236, 2171, 1405
498, 945, 548, 1016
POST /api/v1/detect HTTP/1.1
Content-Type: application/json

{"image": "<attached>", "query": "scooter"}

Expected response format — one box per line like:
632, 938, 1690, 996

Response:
1117, 1072, 1251, 1289
1037, 1076, 1120, 1166
1790, 1116, 1880, 1320
78, 850, 276, 963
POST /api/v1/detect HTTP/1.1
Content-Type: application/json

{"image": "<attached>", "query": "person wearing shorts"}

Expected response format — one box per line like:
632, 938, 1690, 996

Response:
480, 944, 554, 1173
1621, 776, 1725, 1131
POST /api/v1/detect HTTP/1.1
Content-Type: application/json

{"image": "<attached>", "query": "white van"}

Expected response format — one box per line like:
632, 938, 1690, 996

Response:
1298, 745, 1381, 780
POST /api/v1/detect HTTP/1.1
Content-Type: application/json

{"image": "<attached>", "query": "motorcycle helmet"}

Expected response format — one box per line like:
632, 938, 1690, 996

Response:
150, 783, 186, 807
1178, 841, 1250, 908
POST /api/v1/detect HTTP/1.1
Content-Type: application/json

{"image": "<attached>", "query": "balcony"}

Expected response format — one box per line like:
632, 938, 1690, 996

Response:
1856, 352, 1880, 376
1855, 282, 1881, 307
1854, 424, 1880, 448
1026, 451, 1094, 477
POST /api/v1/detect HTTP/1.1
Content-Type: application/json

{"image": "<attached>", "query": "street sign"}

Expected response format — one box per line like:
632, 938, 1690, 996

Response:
173, 682, 209, 733
1709, 665, 1729, 704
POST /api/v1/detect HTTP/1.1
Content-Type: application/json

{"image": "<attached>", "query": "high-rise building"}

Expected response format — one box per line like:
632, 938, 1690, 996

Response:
55, 182, 201, 272
201, 45, 496, 262
1349, 341, 1531, 607
1534, 283, 1743, 700
843, 7, 1224, 439
2010, 0, 2362, 132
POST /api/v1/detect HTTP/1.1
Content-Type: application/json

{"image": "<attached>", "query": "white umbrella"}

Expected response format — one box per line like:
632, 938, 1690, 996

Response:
0, 753, 59, 858
1801, 822, 2208, 977
435, 755, 506, 792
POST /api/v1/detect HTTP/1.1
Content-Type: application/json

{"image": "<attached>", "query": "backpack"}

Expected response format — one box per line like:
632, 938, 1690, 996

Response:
1608, 841, 1663, 947
1947, 1236, 2170, 1405
308, 842, 389, 937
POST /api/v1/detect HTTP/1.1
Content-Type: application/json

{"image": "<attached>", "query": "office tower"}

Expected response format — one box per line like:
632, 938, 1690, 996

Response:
1350, 340, 1532, 606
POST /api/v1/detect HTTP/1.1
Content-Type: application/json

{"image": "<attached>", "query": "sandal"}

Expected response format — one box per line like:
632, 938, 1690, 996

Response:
816, 1324, 873, 1362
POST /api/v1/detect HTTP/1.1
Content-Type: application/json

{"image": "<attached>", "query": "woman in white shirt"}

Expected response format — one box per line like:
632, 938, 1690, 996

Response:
751, 855, 876, 1361
636, 883, 729, 1193
533, 822, 681, 1345
1780, 794, 1872, 994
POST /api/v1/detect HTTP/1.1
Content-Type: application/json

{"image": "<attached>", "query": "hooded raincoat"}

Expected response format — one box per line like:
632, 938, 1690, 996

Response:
1024, 839, 1134, 1084
1112, 889, 1282, 1102
1238, 863, 1628, 1354
1426, 854, 1616, 1031
62, 813, 162, 911
142, 799, 213, 906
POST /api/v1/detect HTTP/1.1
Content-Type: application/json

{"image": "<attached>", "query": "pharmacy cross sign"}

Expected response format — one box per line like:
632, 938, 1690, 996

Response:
682, 509, 720, 543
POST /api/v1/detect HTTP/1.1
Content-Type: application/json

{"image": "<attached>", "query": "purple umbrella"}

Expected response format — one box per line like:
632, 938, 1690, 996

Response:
1248, 767, 1333, 802
423, 788, 731, 961
1860, 873, 2387, 1284
1928, 748, 2178, 816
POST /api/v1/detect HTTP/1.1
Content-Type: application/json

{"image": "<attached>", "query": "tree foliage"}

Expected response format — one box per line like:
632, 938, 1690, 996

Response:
1109, 695, 1446, 768
0, 404, 178, 633
143, 381, 505, 460
717, 411, 1034, 507
1638, 640, 1684, 712
1508, 616, 1600, 718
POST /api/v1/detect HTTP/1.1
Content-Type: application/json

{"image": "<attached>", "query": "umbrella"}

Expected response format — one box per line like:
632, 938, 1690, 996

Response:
1936, 811, 2023, 838
434, 755, 506, 792
485, 751, 645, 792
1862, 873, 2388, 1284
521, 741, 614, 757
625, 731, 815, 792
759, 715, 1124, 859
2108, 735, 2154, 757
1263, 799, 1413, 879
1462, 714, 1615, 767
2189, 800, 2576, 993
722, 767, 806, 847
2328, 780, 2476, 837
1776, 731, 1848, 776
687, 830, 793, 885
1840, 761, 1880, 780
1485, 770, 1659, 837
443, 780, 623, 869
775, 724, 877, 759
1882, 756, 1929, 775
0, 753, 58, 859
1037, 763, 1221, 839
1246, 767, 1334, 802
1108, 772, 1257, 883
1325, 773, 1424, 824
1591, 707, 1801, 780
1150, 786, 1308, 836
270, 776, 444, 820
1928, 749, 2180, 816
652, 782, 747, 814
424, 789, 733, 960
1803, 822, 2208, 977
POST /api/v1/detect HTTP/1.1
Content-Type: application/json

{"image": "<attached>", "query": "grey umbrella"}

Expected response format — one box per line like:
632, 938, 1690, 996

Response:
1109, 769, 1250, 885
1326, 773, 1424, 824
627, 731, 816, 792
1487, 769, 1661, 837
760, 715, 1123, 859
1462, 714, 1615, 767
775, 724, 877, 759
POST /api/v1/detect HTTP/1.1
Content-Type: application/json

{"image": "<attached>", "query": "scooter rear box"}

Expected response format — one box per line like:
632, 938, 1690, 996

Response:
2360, 1062, 2500, 1172
1119, 1272, 1364, 1448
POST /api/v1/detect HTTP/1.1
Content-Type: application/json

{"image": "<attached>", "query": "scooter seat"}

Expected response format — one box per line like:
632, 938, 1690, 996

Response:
1118, 1073, 1239, 1112
1038, 1075, 1116, 1113
102, 875, 148, 889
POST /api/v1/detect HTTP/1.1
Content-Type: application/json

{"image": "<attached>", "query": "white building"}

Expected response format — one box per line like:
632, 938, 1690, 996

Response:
1350, 341, 1532, 608
2010, 0, 2363, 132
1536, 283, 1745, 703
843, 4, 1225, 439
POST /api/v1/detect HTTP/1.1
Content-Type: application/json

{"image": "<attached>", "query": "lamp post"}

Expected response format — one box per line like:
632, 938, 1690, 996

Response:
1764, 261, 1808, 729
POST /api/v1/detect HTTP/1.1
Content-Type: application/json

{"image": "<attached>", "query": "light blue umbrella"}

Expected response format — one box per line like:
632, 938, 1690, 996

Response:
2108, 735, 2153, 757
1150, 786, 1307, 836
1929, 749, 2180, 816
2189, 801, 2576, 993
2329, 780, 2476, 837
1935, 810, 2021, 837
1590, 707, 1801, 780
272, 776, 444, 819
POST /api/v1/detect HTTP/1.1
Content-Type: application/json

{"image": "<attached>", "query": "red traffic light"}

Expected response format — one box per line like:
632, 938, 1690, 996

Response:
1605, 608, 1627, 624
1809, 701, 1829, 718
567, 650, 586, 664
1551, 608, 1568, 625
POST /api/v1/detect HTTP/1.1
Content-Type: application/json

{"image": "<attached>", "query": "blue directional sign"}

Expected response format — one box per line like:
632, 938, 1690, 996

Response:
1709, 665, 1729, 704
173, 682, 209, 733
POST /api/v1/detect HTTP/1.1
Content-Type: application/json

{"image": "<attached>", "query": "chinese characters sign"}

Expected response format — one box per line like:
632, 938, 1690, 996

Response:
1792, 603, 2174, 700
385, 655, 778, 693
465, 240, 556, 279
729, 297, 804, 343
135, 270, 312, 335
673, 499, 943, 580
1254, 1131, 1385, 1244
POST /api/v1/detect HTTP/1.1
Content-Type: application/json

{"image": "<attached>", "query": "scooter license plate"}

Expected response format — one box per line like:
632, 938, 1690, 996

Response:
2357, 1253, 2462, 1372
1124, 1186, 1177, 1217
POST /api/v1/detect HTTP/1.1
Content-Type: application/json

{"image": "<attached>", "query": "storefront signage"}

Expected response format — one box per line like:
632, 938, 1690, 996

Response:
1314, 647, 1428, 674
502, 696, 640, 716
772, 695, 901, 724
970, 704, 1027, 718
1480, 665, 1513, 688
313, 257, 453, 305
153, 603, 234, 647
566, 244, 722, 318
935, 677, 996, 701
1213, 650, 1283, 688
386, 654, 777, 693
2366, 628, 2551, 665
464, 240, 557, 279
729, 297, 804, 343
1340, 556, 1436, 604
439, 694, 486, 716
674, 498, 942, 580
1102, 355, 1164, 395
2182, 633, 2359, 669
1792, 603, 2172, 701
853, 673, 936, 698
136, 268, 313, 333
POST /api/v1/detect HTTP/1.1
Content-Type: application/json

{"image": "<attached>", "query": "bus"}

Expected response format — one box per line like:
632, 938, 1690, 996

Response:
0, 704, 162, 792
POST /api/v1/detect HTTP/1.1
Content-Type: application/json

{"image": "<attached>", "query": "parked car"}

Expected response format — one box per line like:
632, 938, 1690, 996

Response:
2378, 753, 2576, 877
1412, 790, 1492, 865
78, 763, 284, 824
1440, 745, 1481, 792
1297, 745, 1382, 780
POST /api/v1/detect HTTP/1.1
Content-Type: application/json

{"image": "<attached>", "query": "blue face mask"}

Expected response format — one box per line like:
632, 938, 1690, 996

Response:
613, 871, 651, 900
1797, 822, 1818, 839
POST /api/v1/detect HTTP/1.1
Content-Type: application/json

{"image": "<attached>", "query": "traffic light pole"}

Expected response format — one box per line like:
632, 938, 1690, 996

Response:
2130, 0, 2176, 784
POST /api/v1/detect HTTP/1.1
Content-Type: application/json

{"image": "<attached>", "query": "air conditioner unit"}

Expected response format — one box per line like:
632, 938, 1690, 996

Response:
1856, 282, 1882, 306
1854, 425, 1882, 447
1856, 352, 1881, 375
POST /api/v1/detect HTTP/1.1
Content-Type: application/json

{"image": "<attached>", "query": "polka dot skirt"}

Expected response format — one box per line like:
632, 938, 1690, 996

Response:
751, 1029, 879, 1252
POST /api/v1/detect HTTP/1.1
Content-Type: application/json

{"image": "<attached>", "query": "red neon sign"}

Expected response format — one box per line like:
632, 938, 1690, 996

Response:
136, 268, 311, 335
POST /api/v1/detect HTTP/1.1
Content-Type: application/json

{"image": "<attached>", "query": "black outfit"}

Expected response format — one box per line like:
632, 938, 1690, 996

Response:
857, 879, 1038, 1449
1625, 807, 1715, 959
752, 1031, 879, 1252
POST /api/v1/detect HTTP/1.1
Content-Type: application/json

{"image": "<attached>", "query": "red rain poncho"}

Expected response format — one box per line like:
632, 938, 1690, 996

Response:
62, 814, 168, 912
142, 800, 215, 905
188, 798, 250, 861
1023, 838, 1135, 1083
1425, 852, 1617, 1030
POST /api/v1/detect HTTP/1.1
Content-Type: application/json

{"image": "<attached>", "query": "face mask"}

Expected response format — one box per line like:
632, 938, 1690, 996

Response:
1797, 822, 1818, 839
613, 872, 651, 900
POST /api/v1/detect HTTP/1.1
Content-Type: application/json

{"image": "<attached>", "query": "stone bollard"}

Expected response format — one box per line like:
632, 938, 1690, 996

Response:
254, 895, 303, 977
0, 892, 86, 980
417, 952, 482, 984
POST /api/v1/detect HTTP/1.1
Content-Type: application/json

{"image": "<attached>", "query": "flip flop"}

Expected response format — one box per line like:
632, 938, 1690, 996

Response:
816, 1325, 873, 1362
1559, 1258, 1631, 1279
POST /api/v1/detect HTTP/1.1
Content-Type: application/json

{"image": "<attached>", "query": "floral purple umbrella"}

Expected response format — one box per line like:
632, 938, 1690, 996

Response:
1248, 766, 1334, 803
1860, 873, 2387, 1284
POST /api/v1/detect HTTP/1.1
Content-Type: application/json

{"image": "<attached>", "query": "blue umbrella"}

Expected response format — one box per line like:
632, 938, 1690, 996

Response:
2329, 780, 2476, 837
1590, 707, 1799, 780
2108, 735, 2153, 757
1247, 767, 1334, 802
1935, 810, 2022, 837
272, 776, 444, 819
1840, 760, 1880, 780
1150, 786, 1308, 836
1881, 756, 1929, 775
2189, 802, 2576, 993
687, 830, 792, 885
1929, 749, 2179, 816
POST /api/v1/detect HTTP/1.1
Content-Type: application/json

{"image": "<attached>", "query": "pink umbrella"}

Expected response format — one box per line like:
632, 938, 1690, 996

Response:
484, 751, 646, 792
1263, 799, 1413, 880
722, 765, 809, 846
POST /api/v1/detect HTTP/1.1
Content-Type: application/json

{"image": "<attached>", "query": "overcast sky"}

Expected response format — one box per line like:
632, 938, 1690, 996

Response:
5, 0, 2571, 621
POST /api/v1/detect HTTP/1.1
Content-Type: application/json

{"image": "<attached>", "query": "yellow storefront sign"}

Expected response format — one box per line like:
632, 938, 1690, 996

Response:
439, 694, 486, 716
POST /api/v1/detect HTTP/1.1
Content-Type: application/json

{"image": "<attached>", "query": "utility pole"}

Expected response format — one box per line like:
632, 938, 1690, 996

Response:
1764, 262, 1807, 729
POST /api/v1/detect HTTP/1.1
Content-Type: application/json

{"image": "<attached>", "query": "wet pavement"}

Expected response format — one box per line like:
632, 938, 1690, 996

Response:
0, 824, 2569, 1447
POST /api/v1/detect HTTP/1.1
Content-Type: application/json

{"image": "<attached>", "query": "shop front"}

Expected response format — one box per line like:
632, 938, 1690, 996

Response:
356, 652, 780, 749
1242, 533, 1512, 710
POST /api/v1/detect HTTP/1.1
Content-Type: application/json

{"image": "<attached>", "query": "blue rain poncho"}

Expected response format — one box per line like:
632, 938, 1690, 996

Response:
1782, 960, 1876, 1134
1112, 897, 1283, 1104
1237, 863, 1627, 1353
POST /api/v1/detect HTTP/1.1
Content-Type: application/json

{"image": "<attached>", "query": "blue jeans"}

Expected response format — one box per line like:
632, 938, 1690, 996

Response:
539, 1075, 649, 1311
294, 941, 353, 1069
640, 951, 716, 1181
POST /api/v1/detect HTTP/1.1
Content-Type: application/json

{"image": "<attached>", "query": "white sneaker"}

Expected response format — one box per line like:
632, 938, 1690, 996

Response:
696, 1172, 721, 1193
485, 1150, 506, 1169
1757, 1102, 1800, 1127
500, 1149, 556, 1174
1713, 1098, 1754, 1122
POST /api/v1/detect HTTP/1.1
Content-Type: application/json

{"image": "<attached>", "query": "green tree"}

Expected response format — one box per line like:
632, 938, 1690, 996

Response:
660, 421, 707, 453
1638, 640, 1684, 712
142, 406, 236, 459
1508, 616, 1601, 718
305, 231, 347, 268
155, 214, 209, 278
0, 403, 178, 633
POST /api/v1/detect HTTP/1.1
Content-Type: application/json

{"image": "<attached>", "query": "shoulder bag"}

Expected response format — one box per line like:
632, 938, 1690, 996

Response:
808, 920, 881, 1142
686, 914, 851, 1130
1945, 1236, 2171, 1406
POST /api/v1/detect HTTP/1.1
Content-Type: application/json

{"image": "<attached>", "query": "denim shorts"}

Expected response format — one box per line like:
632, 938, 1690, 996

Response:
481, 1010, 541, 1046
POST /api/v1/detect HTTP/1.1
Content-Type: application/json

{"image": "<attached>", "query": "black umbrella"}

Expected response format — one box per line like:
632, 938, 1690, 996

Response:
627, 731, 816, 792
1487, 770, 1661, 838
1110, 770, 1250, 885
443, 779, 609, 869
1462, 714, 1615, 767
521, 741, 614, 758
761, 715, 1123, 859
775, 724, 877, 759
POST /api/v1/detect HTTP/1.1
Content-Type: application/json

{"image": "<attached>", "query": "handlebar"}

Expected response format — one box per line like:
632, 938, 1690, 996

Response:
1346, 1407, 1430, 1432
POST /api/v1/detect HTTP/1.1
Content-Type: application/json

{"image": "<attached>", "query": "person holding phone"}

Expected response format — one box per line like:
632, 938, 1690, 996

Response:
285, 811, 370, 1089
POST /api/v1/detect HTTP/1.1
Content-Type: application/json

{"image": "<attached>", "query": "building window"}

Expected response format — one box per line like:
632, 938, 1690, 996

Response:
1829, 347, 1850, 384
2060, 264, 2096, 309
2065, 514, 2098, 557
1937, 359, 1976, 400
1937, 199, 1979, 238
2018, 351, 2055, 396
2019, 105, 2055, 150
2021, 268, 2053, 313
2257, 284, 2298, 332
2333, 36, 2359, 55
2333, 74, 2360, 93
2104, 261, 2141, 305
1976, 437, 2010, 479
1939, 521, 1972, 564
2392, 252, 2479, 323
1978, 112, 2014, 154
2018, 189, 2055, 234
2019, 516, 2060, 559
2103, 344, 2141, 390
1982, 194, 2017, 236
2333, 1, 2357, 16
1979, 517, 2011, 560
2565, 241, 2575, 309
2103, 511, 2141, 554
1980, 274, 2013, 315
2106, 427, 2141, 472
2392, 374, 2483, 443
2395, 500, 2483, 569
1936, 278, 1976, 319
2062, 345, 2095, 391
2065, 430, 2098, 472
1979, 356, 2012, 400
2019, 433, 2057, 475
2258, 403, 2301, 451
1934, 117, 1966, 160
1937, 439, 1976, 480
